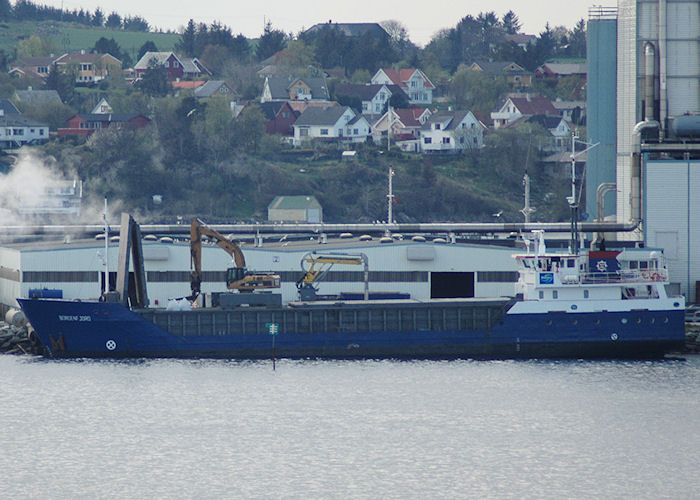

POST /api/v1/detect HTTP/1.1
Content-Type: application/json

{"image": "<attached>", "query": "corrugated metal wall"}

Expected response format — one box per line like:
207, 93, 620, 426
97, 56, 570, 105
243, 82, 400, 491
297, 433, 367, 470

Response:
645, 159, 700, 303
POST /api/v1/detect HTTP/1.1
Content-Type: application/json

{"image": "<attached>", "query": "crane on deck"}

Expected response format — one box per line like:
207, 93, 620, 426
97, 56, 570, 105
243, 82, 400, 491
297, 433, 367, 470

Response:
297, 252, 368, 301
189, 218, 280, 300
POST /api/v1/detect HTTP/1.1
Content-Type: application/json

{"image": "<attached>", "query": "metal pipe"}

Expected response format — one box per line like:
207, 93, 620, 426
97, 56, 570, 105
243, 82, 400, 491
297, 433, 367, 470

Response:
658, 0, 667, 136
644, 42, 656, 121
0, 221, 642, 238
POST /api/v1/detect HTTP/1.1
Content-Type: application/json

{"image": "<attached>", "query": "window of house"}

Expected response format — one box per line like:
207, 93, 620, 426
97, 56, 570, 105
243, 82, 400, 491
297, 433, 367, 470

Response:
460, 137, 465, 144
13, 128, 23, 136
320, 129, 329, 136
39, 129, 44, 135
435, 123, 440, 130
300, 128, 309, 137
473, 137, 478, 144
424, 137, 432, 144
30, 129, 35, 133
442, 137, 450, 144
353, 129, 358, 135
375, 104, 381, 112
411, 80, 417, 87
281, 112, 289, 118
363, 103, 368, 111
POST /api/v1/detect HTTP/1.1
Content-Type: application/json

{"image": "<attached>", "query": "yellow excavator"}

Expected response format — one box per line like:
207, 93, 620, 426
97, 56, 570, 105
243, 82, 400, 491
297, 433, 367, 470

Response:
189, 218, 280, 300
296, 252, 368, 301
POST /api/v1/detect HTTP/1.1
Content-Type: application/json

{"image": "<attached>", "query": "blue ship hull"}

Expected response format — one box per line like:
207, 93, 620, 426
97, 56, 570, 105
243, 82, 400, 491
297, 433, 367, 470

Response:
17, 298, 685, 359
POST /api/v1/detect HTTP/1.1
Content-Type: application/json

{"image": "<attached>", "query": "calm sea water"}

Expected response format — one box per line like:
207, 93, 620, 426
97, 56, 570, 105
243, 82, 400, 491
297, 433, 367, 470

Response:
1, 355, 699, 499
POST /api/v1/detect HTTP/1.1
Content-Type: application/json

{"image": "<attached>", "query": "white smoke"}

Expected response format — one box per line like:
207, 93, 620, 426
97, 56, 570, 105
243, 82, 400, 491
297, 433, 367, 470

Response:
0, 149, 121, 227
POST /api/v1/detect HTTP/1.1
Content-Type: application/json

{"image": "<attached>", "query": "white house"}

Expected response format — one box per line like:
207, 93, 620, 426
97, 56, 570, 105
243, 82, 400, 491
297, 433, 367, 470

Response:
0, 114, 49, 148
372, 107, 432, 152
292, 106, 370, 146
371, 69, 434, 105
420, 110, 485, 153
490, 95, 558, 129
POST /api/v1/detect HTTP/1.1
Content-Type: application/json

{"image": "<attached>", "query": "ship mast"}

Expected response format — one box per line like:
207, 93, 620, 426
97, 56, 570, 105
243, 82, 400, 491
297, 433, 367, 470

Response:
387, 168, 395, 225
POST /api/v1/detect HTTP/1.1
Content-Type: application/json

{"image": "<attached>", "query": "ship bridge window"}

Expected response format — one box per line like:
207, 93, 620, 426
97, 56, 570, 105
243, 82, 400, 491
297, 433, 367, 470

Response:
639, 261, 648, 269
552, 290, 558, 299
630, 261, 638, 269
566, 259, 575, 268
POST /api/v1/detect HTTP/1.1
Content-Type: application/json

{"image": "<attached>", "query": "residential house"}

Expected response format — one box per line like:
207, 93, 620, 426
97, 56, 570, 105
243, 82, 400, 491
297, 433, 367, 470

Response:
371, 69, 434, 105
468, 61, 533, 87
261, 76, 330, 103
171, 80, 205, 95
552, 100, 586, 125
0, 99, 21, 116
13, 88, 63, 107
503, 33, 537, 50
134, 52, 207, 80
535, 62, 587, 79
194, 80, 235, 99
490, 95, 559, 129
53, 52, 122, 84
58, 113, 151, 137
260, 101, 299, 136
420, 110, 485, 153
8, 56, 54, 80
268, 195, 323, 223
372, 107, 432, 152
292, 106, 370, 146
91, 98, 113, 114
0, 114, 49, 148
334, 83, 407, 117
504, 114, 573, 152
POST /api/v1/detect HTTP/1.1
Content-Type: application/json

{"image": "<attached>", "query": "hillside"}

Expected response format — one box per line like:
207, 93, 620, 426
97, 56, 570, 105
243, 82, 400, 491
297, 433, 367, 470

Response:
0, 21, 180, 60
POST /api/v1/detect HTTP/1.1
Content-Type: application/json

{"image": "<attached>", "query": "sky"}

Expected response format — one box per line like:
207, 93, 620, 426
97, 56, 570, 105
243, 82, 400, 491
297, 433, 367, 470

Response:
42, 0, 596, 46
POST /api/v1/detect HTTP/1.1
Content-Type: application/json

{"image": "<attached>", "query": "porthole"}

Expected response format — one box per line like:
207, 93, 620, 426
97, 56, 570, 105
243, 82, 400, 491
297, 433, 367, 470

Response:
621, 318, 628, 324
650, 317, 655, 324
572, 319, 578, 325
664, 317, 669, 323
546, 319, 552, 326
594, 318, 601, 325
636, 317, 642, 324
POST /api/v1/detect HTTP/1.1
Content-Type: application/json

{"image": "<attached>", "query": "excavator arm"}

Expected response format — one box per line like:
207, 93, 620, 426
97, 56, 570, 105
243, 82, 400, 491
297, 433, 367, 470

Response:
189, 218, 280, 299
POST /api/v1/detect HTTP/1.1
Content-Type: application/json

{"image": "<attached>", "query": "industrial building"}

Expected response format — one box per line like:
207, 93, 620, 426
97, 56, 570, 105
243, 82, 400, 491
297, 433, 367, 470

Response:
0, 236, 520, 313
587, 1, 700, 302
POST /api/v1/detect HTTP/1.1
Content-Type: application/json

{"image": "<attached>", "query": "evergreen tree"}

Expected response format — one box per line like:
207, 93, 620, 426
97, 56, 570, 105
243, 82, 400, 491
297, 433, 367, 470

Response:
105, 12, 122, 29
255, 22, 287, 61
179, 19, 197, 57
502, 11, 521, 35
92, 7, 104, 27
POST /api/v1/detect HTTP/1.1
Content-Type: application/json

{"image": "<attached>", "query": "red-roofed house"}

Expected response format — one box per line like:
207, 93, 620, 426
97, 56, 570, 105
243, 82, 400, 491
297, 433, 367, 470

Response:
372, 107, 432, 151
490, 95, 559, 129
371, 69, 434, 105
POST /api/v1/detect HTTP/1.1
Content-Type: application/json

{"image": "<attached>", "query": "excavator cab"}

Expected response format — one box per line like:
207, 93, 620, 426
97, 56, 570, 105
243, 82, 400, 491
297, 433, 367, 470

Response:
226, 266, 248, 287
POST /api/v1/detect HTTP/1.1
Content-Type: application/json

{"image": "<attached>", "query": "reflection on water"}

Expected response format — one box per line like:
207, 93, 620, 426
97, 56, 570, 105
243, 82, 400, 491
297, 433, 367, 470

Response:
1, 356, 698, 498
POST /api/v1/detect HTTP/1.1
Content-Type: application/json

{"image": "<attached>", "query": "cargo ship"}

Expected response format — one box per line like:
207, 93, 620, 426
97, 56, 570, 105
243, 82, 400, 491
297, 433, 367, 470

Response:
17, 227, 685, 359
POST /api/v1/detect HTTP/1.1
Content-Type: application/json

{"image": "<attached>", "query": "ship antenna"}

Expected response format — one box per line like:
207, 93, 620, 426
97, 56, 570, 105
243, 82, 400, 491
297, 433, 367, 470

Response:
103, 197, 109, 295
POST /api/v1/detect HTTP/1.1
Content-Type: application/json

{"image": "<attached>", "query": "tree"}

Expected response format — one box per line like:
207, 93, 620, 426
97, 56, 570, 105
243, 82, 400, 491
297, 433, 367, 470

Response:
179, 19, 197, 57
123, 15, 149, 32
136, 68, 168, 97
0, 0, 12, 21
255, 22, 287, 61
105, 12, 122, 29
502, 11, 521, 35
45, 64, 75, 103
92, 7, 104, 27
200, 44, 229, 75
234, 104, 266, 152
17, 35, 55, 57
93, 37, 122, 58
137, 41, 158, 62
449, 65, 508, 115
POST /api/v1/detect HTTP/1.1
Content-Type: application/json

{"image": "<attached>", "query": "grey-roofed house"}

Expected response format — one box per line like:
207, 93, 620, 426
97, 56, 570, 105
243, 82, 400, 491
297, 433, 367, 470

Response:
13, 88, 63, 107
195, 80, 236, 99
261, 76, 330, 103
0, 114, 49, 148
268, 195, 323, 223
334, 83, 408, 116
468, 61, 533, 87
0, 99, 21, 116
9, 56, 54, 79
292, 106, 370, 146
420, 110, 485, 153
